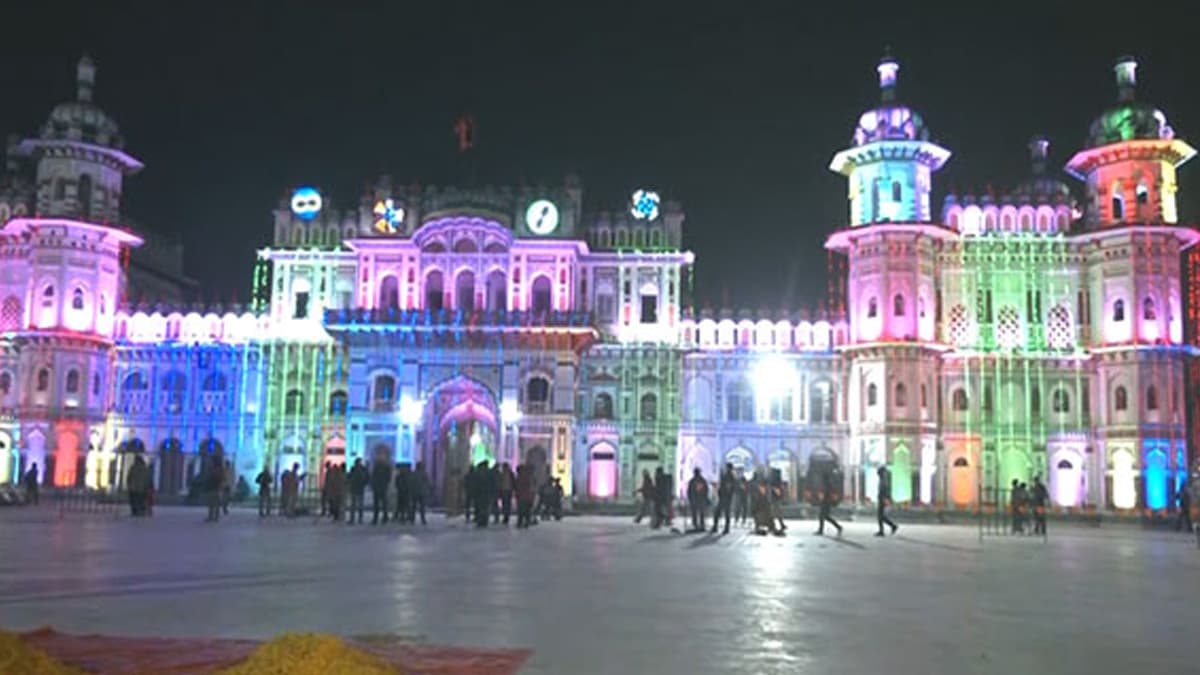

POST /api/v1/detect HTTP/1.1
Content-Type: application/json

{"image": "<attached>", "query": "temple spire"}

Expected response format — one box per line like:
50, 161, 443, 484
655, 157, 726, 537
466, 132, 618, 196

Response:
878, 48, 899, 103
77, 54, 96, 103
1114, 55, 1136, 103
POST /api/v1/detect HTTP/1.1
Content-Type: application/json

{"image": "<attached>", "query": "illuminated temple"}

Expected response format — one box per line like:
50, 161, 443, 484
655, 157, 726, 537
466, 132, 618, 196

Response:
1, 54, 1197, 512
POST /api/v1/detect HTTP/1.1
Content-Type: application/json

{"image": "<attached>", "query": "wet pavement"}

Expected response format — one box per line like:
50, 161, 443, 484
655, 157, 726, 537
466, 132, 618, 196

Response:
0, 506, 1197, 674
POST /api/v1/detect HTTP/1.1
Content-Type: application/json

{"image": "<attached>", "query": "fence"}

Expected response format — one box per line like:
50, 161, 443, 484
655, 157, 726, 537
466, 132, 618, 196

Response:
53, 487, 122, 520
978, 486, 1047, 542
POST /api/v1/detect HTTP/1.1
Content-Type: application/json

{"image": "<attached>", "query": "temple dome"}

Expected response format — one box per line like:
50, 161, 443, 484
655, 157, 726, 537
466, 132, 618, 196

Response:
1084, 57, 1175, 149
849, 53, 930, 147
38, 56, 125, 149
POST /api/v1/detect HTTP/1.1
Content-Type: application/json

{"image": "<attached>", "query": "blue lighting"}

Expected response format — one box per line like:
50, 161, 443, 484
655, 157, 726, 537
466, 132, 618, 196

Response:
1144, 448, 1168, 510
290, 186, 323, 221
630, 189, 660, 221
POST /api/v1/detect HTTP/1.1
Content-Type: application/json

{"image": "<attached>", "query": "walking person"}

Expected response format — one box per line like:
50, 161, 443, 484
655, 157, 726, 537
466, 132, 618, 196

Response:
633, 470, 655, 524
1009, 479, 1022, 534
733, 474, 749, 526
408, 461, 429, 525
462, 465, 476, 524
497, 462, 515, 525
687, 468, 709, 532
875, 465, 898, 537
347, 458, 368, 524
1031, 475, 1049, 536
814, 470, 842, 537
370, 457, 392, 525
126, 456, 150, 517
255, 467, 272, 517
393, 464, 410, 524
205, 455, 224, 523
325, 463, 345, 523
23, 464, 39, 506
473, 460, 496, 528
711, 463, 735, 535
515, 463, 535, 528
653, 467, 671, 529
1178, 478, 1194, 533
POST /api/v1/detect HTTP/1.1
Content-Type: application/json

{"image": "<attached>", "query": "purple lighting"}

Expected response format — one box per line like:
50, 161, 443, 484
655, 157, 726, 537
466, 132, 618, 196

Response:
877, 54, 899, 102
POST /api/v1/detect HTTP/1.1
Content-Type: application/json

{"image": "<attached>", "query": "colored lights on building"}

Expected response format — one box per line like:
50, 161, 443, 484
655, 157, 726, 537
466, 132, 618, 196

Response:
290, 187, 323, 220
373, 199, 404, 233
630, 189, 660, 221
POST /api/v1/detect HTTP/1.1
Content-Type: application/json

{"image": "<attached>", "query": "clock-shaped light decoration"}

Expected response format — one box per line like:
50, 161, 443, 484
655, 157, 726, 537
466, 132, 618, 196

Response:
290, 187, 323, 221
630, 189, 660, 221
373, 199, 404, 234
525, 199, 559, 235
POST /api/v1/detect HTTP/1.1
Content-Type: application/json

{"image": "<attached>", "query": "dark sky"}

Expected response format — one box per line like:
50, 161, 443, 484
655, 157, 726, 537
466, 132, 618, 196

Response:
2, 2, 1198, 309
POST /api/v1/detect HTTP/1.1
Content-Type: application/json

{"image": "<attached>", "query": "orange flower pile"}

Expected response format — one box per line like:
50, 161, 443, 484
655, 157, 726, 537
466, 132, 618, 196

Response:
217, 633, 402, 675
0, 631, 83, 675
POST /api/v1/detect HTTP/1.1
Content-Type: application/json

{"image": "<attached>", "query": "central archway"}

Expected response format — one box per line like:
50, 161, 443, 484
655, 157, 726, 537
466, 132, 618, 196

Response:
424, 375, 498, 505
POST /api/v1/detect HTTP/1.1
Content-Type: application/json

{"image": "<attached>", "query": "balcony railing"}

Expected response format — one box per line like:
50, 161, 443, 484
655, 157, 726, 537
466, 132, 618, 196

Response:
324, 308, 594, 330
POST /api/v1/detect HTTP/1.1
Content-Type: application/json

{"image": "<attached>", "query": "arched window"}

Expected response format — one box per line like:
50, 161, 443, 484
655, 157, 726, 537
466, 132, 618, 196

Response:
1146, 385, 1158, 411
1113, 299, 1125, 322
952, 387, 968, 411
0, 371, 11, 396
1111, 188, 1124, 221
895, 382, 907, 407
893, 294, 905, 317
920, 383, 927, 408
1143, 297, 1156, 320
867, 382, 878, 407
526, 376, 550, 412
378, 276, 399, 310
891, 180, 902, 201
455, 270, 476, 312
71, 288, 85, 311
92, 372, 101, 396
202, 372, 227, 391
866, 297, 878, 319
808, 380, 833, 423
77, 174, 93, 220
639, 393, 657, 421
163, 371, 187, 411
1052, 388, 1070, 413
123, 372, 147, 391
284, 389, 304, 416
727, 378, 754, 422
424, 271, 444, 312
1114, 385, 1128, 412
1136, 183, 1149, 205
372, 374, 396, 405
42, 284, 55, 307
65, 369, 80, 394
329, 390, 349, 416
593, 392, 614, 420
37, 367, 51, 392
530, 276, 553, 315
917, 296, 926, 318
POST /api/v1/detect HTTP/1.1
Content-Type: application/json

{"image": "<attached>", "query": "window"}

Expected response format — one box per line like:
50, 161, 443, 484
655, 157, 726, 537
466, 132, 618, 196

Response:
639, 393, 658, 422
379, 276, 399, 310
92, 373, 101, 396
596, 294, 615, 322
0, 371, 10, 396
284, 390, 304, 416
123, 372, 147, 391
530, 277, 552, 315
71, 288, 85, 311
202, 372, 227, 391
293, 291, 310, 319
163, 371, 187, 411
373, 374, 396, 406
1031, 386, 1041, 420
1113, 299, 1125, 323
526, 376, 550, 403
895, 383, 907, 407
65, 369, 80, 394
920, 383, 927, 408
329, 390, 349, 416
727, 378, 754, 422
425, 271, 444, 312
809, 380, 833, 423
37, 368, 50, 392
1146, 385, 1158, 411
1143, 297, 1156, 321
54, 178, 66, 200
1111, 186, 1124, 221
867, 382, 878, 407
1052, 388, 1070, 413
982, 386, 993, 416
952, 388, 968, 411
866, 297, 878, 319
1114, 385, 1128, 412
640, 294, 658, 324
1136, 183, 1148, 205
918, 296, 926, 318
78, 174, 93, 219
42, 285, 55, 307
593, 392, 614, 420
891, 180, 902, 201
893, 294, 905, 317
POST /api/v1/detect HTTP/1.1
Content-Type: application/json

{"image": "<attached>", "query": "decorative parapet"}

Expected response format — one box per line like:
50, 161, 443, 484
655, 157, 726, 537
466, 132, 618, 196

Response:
678, 309, 848, 352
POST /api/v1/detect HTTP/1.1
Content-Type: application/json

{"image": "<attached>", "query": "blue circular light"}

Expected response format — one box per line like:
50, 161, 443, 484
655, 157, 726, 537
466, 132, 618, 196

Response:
290, 187, 323, 220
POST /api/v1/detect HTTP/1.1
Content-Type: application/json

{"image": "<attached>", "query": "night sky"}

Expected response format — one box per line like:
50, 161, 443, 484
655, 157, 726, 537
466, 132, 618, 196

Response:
2, 2, 1197, 309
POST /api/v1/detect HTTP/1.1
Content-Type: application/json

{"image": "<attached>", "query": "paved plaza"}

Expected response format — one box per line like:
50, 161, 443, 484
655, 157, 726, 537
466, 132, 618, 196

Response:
0, 506, 1197, 674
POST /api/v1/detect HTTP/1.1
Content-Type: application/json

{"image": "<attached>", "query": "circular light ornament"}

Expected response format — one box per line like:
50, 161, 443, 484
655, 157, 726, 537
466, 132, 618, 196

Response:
630, 189, 660, 221
373, 198, 404, 233
525, 199, 560, 235
290, 186, 323, 221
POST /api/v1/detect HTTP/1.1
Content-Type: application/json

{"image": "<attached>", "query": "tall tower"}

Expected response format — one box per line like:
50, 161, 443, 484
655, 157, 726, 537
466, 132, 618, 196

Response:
0, 56, 143, 487
826, 52, 953, 505
1066, 56, 1198, 511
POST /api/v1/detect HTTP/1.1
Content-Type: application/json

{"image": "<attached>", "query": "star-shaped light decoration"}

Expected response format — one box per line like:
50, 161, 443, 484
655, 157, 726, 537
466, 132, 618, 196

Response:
373, 199, 404, 233
630, 189, 660, 221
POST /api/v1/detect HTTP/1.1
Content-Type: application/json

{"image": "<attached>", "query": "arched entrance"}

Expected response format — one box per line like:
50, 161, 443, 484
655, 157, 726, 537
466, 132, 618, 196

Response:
525, 446, 549, 491
23, 431, 46, 486
768, 449, 796, 501
1050, 451, 1083, 508
116, 438, 146, 491
949, 455, 974, 507
159, 439, 185, 495
679, 444, 714, 497
424, 376, 498, 505
805, 448, 839, 505
724, 446, 754, 478
890, 443, 913, 504
587, 442, 617, 500
0, 431, 12, 484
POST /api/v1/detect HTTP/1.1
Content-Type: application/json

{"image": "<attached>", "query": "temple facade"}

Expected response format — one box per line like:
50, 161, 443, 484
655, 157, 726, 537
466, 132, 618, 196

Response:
0, 54, 1195, 512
